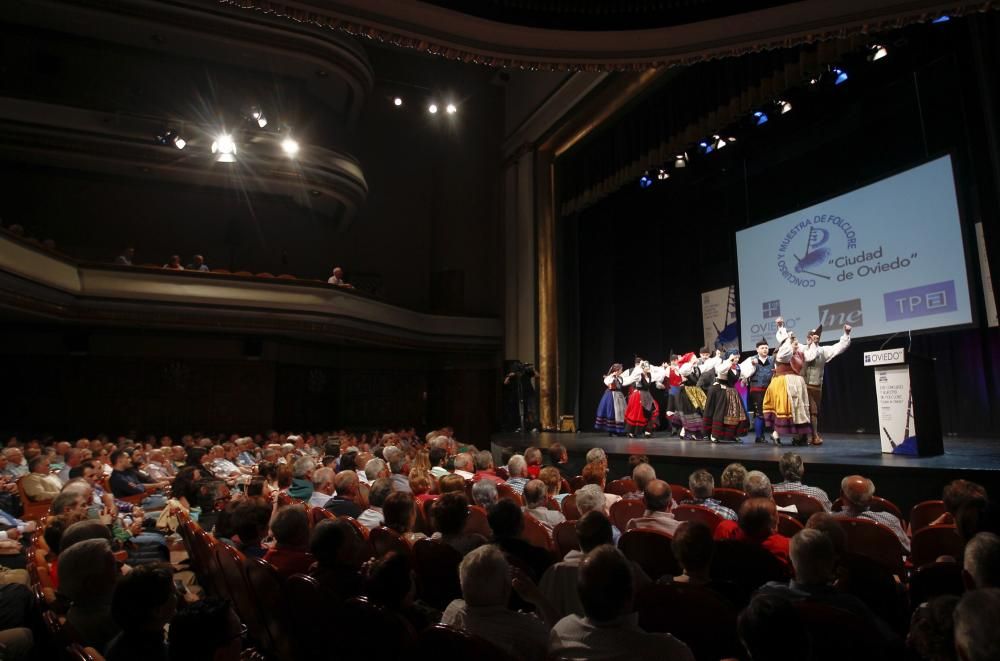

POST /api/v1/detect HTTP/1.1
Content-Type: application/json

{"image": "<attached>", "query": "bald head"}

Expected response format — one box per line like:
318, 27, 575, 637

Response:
643, 479, 672, 512
841, 475, 875, 510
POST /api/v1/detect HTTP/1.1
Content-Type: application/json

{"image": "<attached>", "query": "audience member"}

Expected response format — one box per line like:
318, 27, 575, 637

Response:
835, 475, 910, 551
682, 469, 737, 520
715, 498, 790, 567
505, 454, 530, 494
963, 532, 1000, 590
263, 505, 314, 578
720, 462, 748, 491
162, 255, 184, 270
773, 452, 833, 510
546, 442, 580, 479
105, 566, 175, 661
382, 491, 426, 543
488, 499, 552, 581
538, 466, 568, 506
186, 254, 209, 271
625, 479, 679, 535
327, 266, 346, 285
935, 479, 988, 527
58, 538, 120, 650
441, 544, 551, 661
472, 450, 505, 484
623, 462, 656, 500
453, 453, 475, 480
230, 499, 270, 558
288, 457, 315, 500
737, 594, 812, 661
114, 247, 135, 266
472, 479, 498, 509
309, 519, 364, 602
365, 551, 434, 630
906, 595, 958, 661
582, 460, 621, 510
324, 470, 363, 518
430, 492, 485, 557
359, 477, 392, 529
523, 479, 566, 532
953, 588, 1000, 661
383, 446, 411, 493
308, 467, 336, 508
20, 455, 62, 501
550, 545, 694, 661
539, 511, 613, 619
524, 447, 543, 478
438, 473, 466, 495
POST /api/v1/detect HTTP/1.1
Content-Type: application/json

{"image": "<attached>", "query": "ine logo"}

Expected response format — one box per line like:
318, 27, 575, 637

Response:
818, 299, 864, 328
762, 300, 781, 319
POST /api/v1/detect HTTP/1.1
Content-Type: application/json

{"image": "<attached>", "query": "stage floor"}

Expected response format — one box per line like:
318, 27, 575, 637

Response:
490, 431, 1000, 513
491, 431, 1000, 473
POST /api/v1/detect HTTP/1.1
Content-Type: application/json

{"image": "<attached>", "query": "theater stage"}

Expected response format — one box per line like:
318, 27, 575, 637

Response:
490, 431, 1000, 516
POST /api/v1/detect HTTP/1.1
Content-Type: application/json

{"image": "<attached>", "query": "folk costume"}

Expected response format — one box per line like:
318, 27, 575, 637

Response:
594, 364, 627, 435
676, 353, 707, 439
739, 338, 776, 444
656, 358, 684, 434
802, 324, 851, 445
761, 326, 812, 445
703, 353, 749, 442
623, 361, 659, 437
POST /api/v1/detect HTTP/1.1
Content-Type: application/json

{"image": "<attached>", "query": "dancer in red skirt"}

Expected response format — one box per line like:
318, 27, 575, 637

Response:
624, 360, 659, 438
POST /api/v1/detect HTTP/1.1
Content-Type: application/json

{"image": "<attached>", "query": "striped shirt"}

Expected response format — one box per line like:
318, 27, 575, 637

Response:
505, 477, 530, 495
833, 509, 911, 552
681, 497, 738, 521
773, 481, 833, 511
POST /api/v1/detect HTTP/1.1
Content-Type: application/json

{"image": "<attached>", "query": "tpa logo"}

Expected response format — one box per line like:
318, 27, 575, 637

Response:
817, 299, 863, 328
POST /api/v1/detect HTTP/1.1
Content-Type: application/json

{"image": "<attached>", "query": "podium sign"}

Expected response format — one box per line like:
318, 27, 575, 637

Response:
864, 348, 942, 457
874, 364, 915, 454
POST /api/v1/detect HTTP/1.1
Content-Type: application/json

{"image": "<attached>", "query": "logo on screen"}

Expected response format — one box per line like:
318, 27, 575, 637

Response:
762, 300, 781, 319
777, 215, 858, 288
884, 281, 958, 321
817, 299, 863, 328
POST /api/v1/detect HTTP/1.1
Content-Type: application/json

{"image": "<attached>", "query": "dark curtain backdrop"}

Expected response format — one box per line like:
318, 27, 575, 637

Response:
566, 16, 1000, 436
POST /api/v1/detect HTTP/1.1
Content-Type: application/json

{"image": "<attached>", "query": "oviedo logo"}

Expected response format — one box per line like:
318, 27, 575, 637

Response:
777, 214, 857, 288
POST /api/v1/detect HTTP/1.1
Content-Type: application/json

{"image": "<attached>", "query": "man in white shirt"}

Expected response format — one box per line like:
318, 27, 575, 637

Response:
144, 450, 174, 482
625, 480, 680, 536
308, 467, 336, 508
357, 478, 392, 530
523, 479, 566, 533
505, 455, 530, 495
453, 453, 475, 480
802, 323, 852, 445
540, 512, 612, 618
550, 545, 694, 661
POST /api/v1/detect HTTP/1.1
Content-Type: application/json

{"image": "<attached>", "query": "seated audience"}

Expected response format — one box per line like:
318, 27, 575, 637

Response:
906, 595, 958, 661
472, 479, 499, 509
453, 452, 475, 480
715, 498, 790, 567
523, 478, 566, 532
430, 492, 486, 557
505, 454, 530, 494
58, 538, 120, 650
324, 470, 364, 518
438, 473, 467, 495
546, 442, 579, 480
473, 450, 505, 484
382, 446, 411, 493
682, 468, 737, 520
230, 498, 270, 558
428, 447, 449, 479
626, 479, 679, 535
773, 452, 833, 511
953, 588, 1000, 661
327, 266, 346, 285
538, 466, 568, 505
963, 532, 1000, 590
441, 544, 551, 661
168, 598, 244, 661
358, 477, 392, 530
582, 460, 621, 510
550, 545, 694, 661
934, 479, 988, 527
186, 254, 209, 271
737, 594, 812, 661
834, 475, 910, 552
408, 470, 436, 504
105, 566, 175, 661
288, 457, 315, 500
487, 499, 553, 581
263, 505, 314, 579
365, 551, 435, 630
524, 447, 543, 478
622, 462, 656, 500
308, 519, 364, 602
162, 255, 184, 270
382, 491, 426, 543
720, 462, 748, 491
540, 511, 613, 618
109, 450, 167, 510
665, 521, 713, 585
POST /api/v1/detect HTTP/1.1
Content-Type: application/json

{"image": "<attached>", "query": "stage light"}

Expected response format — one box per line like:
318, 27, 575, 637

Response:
656, 168, 669, 181
211, 133, 236, 162
712, 134, 735, 150
428, 103, 438, 114
639, 172, 653, 188
699, 140, 714, 155
156, 129, 186, 150
250, 107, 267, 128
868, 44, 888, 61
832, 67, 848, 85
674, 153, 688, 168
393, 97, 403, 107
281, 137, 299, 157
776, 99, 793, 114
445, 103, 457, 114
932, 15, 950, 24
753, 111, 769, 126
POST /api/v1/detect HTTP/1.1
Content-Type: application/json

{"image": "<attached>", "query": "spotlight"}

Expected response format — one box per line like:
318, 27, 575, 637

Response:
281, 137, 299, 157
753, 111, 769, 126
211, 133, 236, 163
251, 107, 267, 128
428, 103, 438, 114
712, 134, 735, 150
776, 99, 793, 114
673, 153, 688, 169
446, 103, 457, 114
868, 44, 888, 61
932, 15, 950, 24
393, 97, 403, 107
699, 140, 714, 155
832, 67, 848, 85
639, 173, 653, 189
656, 168, 669, 181
156, 129, 186, 150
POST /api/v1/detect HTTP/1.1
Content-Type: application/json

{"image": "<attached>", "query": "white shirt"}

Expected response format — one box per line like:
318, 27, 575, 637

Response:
357, 506, 384, 530
625, 510, 681, 537
524, 506, 567, 533
803, 332, 851, 363
430, 466, 450, 479
309, 491, 334, 508
539, 550, 586, 618
454, 469, 474, 480
550, 613, 694, 661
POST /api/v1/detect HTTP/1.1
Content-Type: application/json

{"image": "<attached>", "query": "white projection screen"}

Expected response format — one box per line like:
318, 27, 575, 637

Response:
736, 155, 973, 351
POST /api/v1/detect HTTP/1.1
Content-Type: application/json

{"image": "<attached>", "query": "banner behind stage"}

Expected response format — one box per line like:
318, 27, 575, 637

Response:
701, 286, 739, 352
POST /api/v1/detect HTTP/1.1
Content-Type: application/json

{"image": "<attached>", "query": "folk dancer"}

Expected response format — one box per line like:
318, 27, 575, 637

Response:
594, 364, 627, 436
676, 353, 708, 440
802, 323, 852, 445
761, 318, 812, 445
655, 355, 683, 435
623, 360, 659, 438
704, 351, 749, 443
740, 338, 776, 444
696, 347, 724, 395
